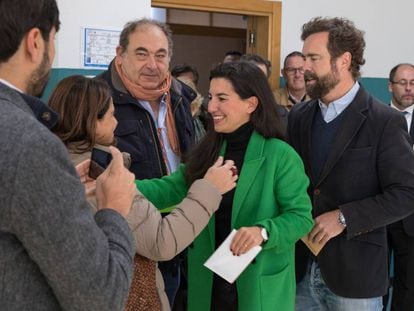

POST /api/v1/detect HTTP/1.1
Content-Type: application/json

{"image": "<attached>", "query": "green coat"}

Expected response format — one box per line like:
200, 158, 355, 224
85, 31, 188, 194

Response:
137, 131, 313, 311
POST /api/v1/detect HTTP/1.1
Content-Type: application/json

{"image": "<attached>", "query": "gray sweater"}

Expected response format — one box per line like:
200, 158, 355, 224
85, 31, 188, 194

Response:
0, 82, 135, 310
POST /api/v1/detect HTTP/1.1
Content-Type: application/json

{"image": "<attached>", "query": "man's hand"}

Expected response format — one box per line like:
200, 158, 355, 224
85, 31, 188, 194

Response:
75, 159, 96, 196
95, 146, 136, 217
203, 156, 238, 194
308, 209, 346, 247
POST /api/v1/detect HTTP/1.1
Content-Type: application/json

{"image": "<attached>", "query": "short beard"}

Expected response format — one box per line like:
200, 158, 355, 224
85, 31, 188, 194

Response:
27, 47, 51, 98
305, 63, 340, 100
394, 96, 414, 110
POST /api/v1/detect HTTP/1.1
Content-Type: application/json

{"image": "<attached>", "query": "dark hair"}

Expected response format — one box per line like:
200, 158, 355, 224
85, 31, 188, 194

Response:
0, 0, 60, 63
389, 63, 414, 81
184, 61, 285, 184
301, 17, 365, 80
171, 63, 200, 85
241, 54, 272, 78
223, 50, 242, 63
225, 50, 242, 58
283, 51, 305, 68
118, 18, 173, 57
49, 75, 112, 152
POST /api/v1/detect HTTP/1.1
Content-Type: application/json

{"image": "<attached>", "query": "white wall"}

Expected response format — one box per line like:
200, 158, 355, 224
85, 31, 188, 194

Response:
280, 0, 414, 78
55, 0, 151, 68
54, 0, 414, 78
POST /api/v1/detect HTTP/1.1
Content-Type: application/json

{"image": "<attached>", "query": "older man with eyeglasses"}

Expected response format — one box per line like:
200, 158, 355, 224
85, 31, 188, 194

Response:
385, 62, 414, 311
274, 51, 310, 111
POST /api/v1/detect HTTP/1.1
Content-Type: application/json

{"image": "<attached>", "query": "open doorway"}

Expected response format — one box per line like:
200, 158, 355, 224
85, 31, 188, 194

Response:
152, 0, 282, 92
154, 8, 247, 96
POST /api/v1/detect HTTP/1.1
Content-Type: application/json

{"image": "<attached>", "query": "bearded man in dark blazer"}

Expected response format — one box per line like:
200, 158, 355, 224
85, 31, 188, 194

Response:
288, 17, 414, 311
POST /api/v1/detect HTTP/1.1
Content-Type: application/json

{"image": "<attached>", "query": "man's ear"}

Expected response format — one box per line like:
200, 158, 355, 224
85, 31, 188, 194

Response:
115, 46, 124, 65
25, 28, 44, 64
340, 51, 352, 72
388, 81, 393, 93
116, 45, 124, 57
246, 96, 259, 114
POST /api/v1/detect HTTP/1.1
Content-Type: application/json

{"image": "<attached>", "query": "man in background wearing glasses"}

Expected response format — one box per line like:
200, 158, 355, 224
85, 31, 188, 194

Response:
274, 51, 310, 111
386, 63, 414, 310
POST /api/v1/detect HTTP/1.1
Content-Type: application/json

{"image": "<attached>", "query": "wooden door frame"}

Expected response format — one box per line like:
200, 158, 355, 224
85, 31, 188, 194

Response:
152, 0, 282, 89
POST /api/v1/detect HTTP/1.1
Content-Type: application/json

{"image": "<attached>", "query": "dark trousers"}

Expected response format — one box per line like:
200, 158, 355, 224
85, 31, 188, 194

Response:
386, 221, 414, 311
159, 257, 181, 308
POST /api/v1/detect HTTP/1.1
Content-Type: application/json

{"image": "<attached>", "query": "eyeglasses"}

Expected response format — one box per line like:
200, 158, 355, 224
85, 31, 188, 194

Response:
285, 67, 305, 75
390, 79, 414, 87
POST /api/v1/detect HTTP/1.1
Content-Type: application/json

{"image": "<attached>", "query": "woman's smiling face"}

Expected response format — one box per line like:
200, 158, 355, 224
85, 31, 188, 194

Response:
208, 78, 257, 133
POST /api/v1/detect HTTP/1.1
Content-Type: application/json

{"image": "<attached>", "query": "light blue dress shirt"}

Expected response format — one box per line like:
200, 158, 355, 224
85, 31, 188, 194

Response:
318, 82, 360, 123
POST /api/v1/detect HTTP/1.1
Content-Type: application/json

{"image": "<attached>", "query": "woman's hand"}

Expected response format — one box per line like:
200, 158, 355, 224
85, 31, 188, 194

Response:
203, 156, 238, 194
96, 146, 136, 217
230, 226, 264, 256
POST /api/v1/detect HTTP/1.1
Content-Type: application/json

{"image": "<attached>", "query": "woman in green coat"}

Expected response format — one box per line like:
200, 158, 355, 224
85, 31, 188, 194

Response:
138, 61, 313, 310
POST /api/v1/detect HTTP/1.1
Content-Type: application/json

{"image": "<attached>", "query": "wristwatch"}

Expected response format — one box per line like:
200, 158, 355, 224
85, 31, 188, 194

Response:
338, 211, 347, 227
260, 227, 269, 244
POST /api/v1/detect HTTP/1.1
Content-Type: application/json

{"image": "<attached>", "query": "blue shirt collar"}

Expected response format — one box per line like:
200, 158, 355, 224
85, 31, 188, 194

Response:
318, 82, 360, 123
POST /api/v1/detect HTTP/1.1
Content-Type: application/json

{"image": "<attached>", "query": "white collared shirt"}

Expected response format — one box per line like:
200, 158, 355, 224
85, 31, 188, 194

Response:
139, 95, 180, 174
390, 101, 414, 132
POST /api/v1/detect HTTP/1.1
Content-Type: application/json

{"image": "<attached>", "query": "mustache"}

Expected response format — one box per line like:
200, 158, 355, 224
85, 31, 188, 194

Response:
304, 70, 317, 82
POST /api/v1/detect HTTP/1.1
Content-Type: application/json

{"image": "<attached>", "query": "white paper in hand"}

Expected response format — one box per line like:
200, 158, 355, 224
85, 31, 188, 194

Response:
204, 229, 262, 283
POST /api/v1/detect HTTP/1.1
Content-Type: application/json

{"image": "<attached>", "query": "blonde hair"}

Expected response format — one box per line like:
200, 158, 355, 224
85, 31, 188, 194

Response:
177, 76, 204, 117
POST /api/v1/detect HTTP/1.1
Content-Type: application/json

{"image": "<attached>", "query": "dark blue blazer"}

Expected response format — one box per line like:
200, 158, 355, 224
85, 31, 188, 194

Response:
288, 87, 414, 298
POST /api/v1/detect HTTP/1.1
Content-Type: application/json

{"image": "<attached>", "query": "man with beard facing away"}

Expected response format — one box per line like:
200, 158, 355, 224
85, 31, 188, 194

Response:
0, 0, 137, 310
288, 17, 414, 310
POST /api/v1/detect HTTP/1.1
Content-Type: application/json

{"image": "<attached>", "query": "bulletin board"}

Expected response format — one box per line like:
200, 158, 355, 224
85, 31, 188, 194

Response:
82, 28, 120, 68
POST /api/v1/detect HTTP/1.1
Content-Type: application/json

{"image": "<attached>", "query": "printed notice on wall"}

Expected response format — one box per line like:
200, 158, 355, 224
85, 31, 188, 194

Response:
82, 28, 120, 68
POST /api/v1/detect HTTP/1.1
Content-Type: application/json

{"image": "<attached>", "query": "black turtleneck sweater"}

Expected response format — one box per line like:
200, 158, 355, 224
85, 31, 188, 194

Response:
211, 122, 253, 311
